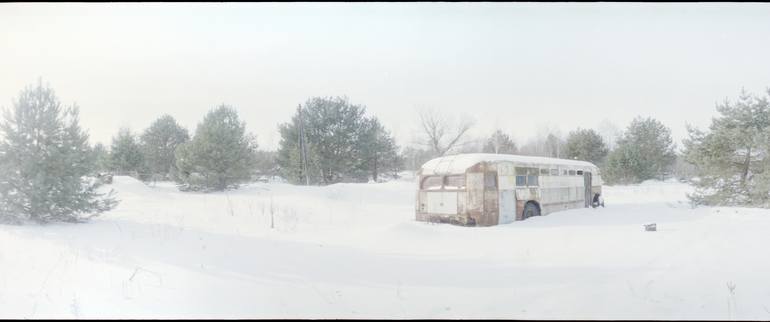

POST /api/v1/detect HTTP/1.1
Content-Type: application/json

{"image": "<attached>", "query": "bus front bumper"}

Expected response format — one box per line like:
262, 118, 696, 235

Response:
416, 212, 476, 226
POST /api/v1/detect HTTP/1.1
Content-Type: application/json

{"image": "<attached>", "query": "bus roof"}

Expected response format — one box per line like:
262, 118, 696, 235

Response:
420, 153, 598, 175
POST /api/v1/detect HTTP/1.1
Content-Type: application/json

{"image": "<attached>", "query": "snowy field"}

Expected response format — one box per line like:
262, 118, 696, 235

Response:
2, 176, 770, 319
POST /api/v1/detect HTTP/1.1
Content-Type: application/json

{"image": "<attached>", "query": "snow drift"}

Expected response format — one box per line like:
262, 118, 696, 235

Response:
1, 176, 770, 319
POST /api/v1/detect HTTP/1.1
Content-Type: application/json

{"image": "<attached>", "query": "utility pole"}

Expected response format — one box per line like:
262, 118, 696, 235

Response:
297, 105, 310, 185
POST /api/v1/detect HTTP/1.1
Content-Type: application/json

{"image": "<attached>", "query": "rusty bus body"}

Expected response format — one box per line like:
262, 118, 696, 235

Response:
415, 153, 603, 226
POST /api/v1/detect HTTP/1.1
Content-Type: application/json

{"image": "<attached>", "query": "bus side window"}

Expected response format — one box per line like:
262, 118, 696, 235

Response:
528, 175, 538, 186
515, 175, 526, 186
550, 169, 559, 176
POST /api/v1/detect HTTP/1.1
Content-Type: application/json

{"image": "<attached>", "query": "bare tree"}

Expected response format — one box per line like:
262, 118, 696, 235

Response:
597, 119, 622, 151
417, 108, 474, 157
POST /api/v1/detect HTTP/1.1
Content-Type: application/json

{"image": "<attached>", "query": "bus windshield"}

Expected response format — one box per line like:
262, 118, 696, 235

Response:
444, 175, 466, 190
421, 176, 443, 190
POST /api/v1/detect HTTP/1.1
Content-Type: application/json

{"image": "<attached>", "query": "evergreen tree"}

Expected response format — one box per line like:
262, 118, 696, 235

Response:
109, 128, 146, 178
683, 89, 770, 206
545, 133, 565, 158
603, 143, 642, 184
140, 115, 190, 181
482, 130, 518, 154
603, 117, 676, 184
0, 81, 117, 224
175, 104, 258, 191
565, 128, 608, 165
277, 97, 374, 185
306, 97, 369, 184
672, 153, 697, 181
254, 150, 279, 179
277, 114, 320, 184
91, 143, 111, 172
360, 117, 401, 182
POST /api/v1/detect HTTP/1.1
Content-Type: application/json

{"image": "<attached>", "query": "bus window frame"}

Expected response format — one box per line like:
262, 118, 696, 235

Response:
421, 175, 444, 190
443, 174, 467, 190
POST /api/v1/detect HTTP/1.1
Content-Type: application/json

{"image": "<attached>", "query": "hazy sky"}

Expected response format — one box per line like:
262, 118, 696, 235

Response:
2, 3, 770, 151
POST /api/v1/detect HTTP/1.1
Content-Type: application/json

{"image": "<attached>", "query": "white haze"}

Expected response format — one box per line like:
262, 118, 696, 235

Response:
1, 3, 770, 150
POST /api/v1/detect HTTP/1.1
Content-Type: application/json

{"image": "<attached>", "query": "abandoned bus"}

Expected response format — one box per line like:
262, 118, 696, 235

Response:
416, 153, 603, 226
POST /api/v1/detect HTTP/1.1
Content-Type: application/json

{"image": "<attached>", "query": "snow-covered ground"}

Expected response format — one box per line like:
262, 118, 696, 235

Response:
2, 176, 770, 319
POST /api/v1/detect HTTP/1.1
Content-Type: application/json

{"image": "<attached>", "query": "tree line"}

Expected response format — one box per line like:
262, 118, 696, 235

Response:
400, 109, 677, 186
403, 89, 770, 209
1, 79, 767, 224
0, 81, 405, 224
104, 95, 404, 187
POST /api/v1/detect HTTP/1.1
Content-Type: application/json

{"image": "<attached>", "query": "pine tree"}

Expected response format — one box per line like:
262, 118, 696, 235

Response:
175, 104, 258, 191
140, 115, 190, 181
603, 117, 676, 184
0, 81, 117, 224
254, 150, 279, 179
683, 89, 770, 206
672, 153, 697, 182
482, 130, 518, 154
307, 97, 369, 184
91, 143, 111, 172
359, 117, 401, 182
603, 144, 641, 184
277, 106, 321, 185
277, 97, 375, 185
565, 128, 608, 165
545, 133, 565, 158
109, 128, 146, 178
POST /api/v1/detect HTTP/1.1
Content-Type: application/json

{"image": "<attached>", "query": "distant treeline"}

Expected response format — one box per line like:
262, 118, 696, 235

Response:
1, 79, 768, 224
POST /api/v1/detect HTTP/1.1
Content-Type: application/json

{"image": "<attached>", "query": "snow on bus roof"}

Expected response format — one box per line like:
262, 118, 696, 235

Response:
420, 153, 597, 175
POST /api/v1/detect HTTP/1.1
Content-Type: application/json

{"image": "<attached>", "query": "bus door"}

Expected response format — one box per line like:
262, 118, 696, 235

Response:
583, 171, 592, 207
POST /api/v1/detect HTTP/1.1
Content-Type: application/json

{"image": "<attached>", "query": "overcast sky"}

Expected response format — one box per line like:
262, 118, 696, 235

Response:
2, 2, 770, 151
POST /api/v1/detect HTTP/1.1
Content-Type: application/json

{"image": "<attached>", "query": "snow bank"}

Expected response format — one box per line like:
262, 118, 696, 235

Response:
2, 177, 770, 319
604, 179, 695, 205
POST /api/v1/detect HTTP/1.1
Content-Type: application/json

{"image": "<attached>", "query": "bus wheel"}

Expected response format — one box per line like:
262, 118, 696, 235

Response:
523, 202, 540, 220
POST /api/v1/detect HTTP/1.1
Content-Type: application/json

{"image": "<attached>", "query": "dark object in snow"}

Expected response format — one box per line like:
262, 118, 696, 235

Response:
644, 223, 657, 231
97, 172, 113, 185
592, 192, 605, 208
